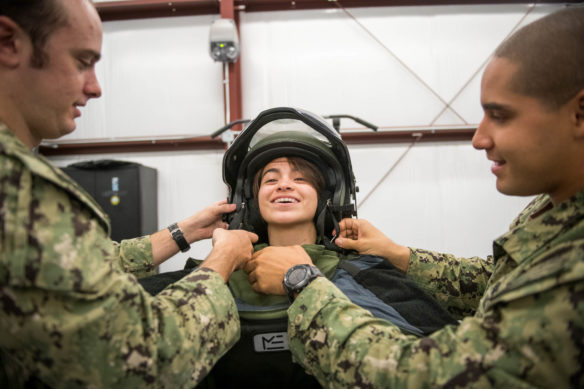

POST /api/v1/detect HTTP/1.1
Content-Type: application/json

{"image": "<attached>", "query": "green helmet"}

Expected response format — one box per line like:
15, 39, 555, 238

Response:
223, 107, 357, 250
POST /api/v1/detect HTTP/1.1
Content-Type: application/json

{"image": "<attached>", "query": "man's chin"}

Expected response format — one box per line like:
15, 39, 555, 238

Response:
60, 122, 77, 137
495, 178, 519, 197
496, 180, 538, 198
496, 181, 515, 196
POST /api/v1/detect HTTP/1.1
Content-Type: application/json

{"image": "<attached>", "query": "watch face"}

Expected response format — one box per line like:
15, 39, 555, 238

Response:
288, 267, 309, 287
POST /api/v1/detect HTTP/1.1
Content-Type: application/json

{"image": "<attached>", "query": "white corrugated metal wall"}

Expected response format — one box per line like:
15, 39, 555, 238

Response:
49, 3, 566, 271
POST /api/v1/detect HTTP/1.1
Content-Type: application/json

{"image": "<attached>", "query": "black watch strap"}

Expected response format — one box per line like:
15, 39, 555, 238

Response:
168, 223, 190, 252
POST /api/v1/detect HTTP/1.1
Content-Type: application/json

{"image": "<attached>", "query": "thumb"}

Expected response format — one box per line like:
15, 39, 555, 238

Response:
217, 202, 237, 213
335, 237, 358, 250
245, 231, 259, 243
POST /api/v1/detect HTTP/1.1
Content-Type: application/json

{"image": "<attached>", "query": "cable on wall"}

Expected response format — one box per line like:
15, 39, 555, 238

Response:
357, 132, 423, 210
429, 3, 537, 125
332, 0, 467, 125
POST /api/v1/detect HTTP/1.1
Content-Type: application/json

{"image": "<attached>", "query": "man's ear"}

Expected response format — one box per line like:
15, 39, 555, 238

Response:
573, 89, 584, 139
0, 16, 23, 68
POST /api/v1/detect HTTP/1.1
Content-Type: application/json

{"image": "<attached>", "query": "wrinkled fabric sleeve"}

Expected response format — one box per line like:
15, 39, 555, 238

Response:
0, 156, 240, 387
1, 267, 240, 387
111, 237, 157, 279
406, 248, 495, 318
288, 277, 584, 388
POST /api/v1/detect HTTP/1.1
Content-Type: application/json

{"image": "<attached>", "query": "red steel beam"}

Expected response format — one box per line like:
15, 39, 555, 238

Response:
96, 0, 219, 21
95, 0, 579, 21
220, 0, 243, 129
38, 129, 476, 156
341, 128, 475, 145
39, 136, 225, 156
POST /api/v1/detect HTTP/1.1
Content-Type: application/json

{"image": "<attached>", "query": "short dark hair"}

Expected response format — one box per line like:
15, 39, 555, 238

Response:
0, 0, 68, 67
495, 7, 584, 109
252, 157, 325, 199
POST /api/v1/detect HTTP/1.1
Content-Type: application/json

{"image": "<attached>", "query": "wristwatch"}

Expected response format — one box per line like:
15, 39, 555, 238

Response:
282, 264, 323, 302
168, 222, 191, 252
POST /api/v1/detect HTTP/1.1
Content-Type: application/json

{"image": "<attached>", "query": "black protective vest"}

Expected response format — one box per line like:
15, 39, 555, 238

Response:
139, 254, 457, 388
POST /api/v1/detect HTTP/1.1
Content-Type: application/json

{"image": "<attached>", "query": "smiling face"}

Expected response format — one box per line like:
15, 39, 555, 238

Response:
256, 157, 321, 230
15, 0, 102, 146
472, 57, 584, 204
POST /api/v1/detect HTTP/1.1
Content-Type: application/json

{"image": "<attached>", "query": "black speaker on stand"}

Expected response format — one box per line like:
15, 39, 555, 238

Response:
62, 160, 158, 242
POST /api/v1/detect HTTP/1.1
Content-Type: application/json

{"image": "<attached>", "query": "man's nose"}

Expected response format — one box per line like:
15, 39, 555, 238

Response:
472, 116, 492, 150
85, 70, 102, 99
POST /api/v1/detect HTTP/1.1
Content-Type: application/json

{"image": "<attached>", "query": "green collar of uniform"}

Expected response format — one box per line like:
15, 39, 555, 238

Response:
0, 123, 30, 155
228, 243, 340, 307
0, 123, 111, 234
494, 190, 584, 265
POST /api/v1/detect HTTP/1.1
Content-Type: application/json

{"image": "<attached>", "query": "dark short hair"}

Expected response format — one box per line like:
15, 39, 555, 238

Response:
495, 7, 584, 109
0, 0, 68, 67
252, 157, 325, 199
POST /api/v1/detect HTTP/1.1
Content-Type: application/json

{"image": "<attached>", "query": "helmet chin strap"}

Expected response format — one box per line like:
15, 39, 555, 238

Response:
315, 199, 343, 252
228, 202, 246, 230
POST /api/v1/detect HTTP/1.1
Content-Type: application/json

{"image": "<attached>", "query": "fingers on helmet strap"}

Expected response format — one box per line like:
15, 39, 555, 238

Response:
318, 201, 343, 252
229, 203, 246, 229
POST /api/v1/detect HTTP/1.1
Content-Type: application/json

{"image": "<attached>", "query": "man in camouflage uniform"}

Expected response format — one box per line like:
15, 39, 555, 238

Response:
0, 0, 257, 386
246, 8, 584, 387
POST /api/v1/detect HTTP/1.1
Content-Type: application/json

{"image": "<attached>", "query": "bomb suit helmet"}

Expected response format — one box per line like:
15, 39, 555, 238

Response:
223, 107, 357, 250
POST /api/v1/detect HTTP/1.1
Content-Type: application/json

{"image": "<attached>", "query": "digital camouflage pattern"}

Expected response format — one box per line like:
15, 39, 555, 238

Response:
0, 124, 240, 388
288, 191, 584, 388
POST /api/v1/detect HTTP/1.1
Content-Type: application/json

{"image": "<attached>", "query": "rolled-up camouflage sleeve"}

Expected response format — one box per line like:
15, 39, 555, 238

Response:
288, 276, 584, 388
406, 248, 494, 318
111, 236, 157, 279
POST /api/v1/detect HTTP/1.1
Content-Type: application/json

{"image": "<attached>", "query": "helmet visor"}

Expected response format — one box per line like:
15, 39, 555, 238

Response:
247, 118, 332, 151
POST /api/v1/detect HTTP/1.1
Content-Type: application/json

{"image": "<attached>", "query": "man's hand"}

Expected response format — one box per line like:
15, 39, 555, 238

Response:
151, 200, 237, 266
200, 229, 258, 282
335, 218, 410, 272
243, 246, 313, 295
180, 200, 236, 243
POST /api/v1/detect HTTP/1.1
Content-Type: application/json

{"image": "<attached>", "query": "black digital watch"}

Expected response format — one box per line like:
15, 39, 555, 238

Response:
282, 264, 323, 302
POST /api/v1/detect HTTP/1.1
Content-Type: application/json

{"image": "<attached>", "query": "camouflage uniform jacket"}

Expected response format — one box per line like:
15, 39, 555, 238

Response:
0, 124, 240, 388
287, 191, 584, 388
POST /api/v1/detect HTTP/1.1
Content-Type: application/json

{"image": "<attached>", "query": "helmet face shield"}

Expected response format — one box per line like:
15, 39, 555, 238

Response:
222, 107, 357, 248
248, 118, 331, 149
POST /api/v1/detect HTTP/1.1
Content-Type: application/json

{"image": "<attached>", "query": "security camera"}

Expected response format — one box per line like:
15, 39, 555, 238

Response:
209, 19, 240, 63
